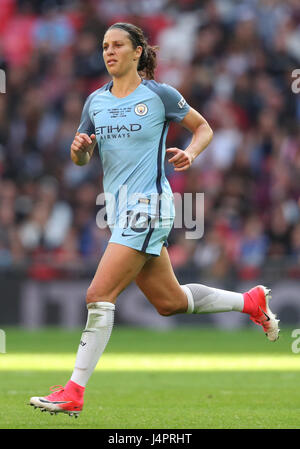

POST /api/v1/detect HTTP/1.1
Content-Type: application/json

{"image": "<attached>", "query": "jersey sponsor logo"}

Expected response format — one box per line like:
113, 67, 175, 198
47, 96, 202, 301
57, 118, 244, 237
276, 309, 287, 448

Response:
96, 124, 141, 134
95, 123, 142, 140
178, 97, 186, 109
134, 103, 148, 116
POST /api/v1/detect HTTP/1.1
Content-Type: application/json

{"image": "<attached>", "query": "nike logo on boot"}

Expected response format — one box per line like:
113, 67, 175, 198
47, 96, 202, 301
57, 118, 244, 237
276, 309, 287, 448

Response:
259, 307, 270, 321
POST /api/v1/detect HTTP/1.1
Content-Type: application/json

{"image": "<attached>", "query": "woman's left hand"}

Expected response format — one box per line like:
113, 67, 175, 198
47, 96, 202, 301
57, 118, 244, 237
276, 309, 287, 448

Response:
166, 148, 193, 171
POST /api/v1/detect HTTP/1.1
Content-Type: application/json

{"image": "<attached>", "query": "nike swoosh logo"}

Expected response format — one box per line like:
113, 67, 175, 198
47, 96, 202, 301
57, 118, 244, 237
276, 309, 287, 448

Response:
39, 399, 72, 404
259, 307, 270, 321
121, 231, 134, 237
93, 110, 102, 116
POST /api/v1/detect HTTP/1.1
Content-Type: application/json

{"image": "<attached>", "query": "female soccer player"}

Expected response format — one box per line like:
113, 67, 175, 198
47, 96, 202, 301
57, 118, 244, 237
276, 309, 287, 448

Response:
29, 23, 279, 417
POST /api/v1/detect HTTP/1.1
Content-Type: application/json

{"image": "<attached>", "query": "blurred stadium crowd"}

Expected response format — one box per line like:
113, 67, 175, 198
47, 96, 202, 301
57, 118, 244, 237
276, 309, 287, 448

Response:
0, 0, 299, 283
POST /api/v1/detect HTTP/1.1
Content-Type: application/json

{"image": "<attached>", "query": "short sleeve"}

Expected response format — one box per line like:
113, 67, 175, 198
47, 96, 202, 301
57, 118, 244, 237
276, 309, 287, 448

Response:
159, 84, 190, 122
77, 94, 95, 135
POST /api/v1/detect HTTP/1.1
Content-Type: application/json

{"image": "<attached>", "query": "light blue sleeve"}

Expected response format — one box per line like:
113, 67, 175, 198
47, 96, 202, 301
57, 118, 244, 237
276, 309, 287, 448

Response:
144, 80, 190, 122
77, 93, 95, 135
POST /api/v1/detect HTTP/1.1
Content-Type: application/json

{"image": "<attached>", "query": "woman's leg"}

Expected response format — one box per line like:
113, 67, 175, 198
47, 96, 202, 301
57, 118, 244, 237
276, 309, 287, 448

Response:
135, 247, 279, 342
30, 243, 151, 415
70, 243, 150, 387
135, 246, 243, 316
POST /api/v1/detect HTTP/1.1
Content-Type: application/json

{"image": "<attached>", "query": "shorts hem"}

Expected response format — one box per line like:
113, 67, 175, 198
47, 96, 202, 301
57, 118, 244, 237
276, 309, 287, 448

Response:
108, 238, 162, 257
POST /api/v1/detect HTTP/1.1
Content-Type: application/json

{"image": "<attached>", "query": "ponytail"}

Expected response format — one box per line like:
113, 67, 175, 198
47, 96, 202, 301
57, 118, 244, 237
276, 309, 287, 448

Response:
137, 44, 158, 80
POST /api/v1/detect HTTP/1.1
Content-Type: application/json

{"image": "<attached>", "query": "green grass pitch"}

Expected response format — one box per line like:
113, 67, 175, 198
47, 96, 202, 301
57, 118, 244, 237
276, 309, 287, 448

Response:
0, 326, 299, 429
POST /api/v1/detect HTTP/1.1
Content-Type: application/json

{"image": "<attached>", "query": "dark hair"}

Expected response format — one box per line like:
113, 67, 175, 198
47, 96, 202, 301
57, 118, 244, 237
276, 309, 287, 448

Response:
107, 23, 158, 80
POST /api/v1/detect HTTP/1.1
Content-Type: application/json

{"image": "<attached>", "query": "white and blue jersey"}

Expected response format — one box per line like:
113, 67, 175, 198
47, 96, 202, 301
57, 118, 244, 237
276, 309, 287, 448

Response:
77, 79, 190, 256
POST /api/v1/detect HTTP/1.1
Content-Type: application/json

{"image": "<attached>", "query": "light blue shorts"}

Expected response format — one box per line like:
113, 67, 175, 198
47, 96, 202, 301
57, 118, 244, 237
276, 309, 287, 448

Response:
108, 193, 175, 256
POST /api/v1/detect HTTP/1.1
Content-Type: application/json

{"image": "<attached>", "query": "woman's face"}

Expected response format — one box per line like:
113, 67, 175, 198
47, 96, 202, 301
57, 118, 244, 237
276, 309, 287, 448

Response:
102, 28, 142, 78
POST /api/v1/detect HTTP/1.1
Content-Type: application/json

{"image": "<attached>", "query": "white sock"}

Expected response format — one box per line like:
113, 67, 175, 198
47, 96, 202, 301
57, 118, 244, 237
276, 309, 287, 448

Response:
70, 301, 115, 387
181, 284, 244, 314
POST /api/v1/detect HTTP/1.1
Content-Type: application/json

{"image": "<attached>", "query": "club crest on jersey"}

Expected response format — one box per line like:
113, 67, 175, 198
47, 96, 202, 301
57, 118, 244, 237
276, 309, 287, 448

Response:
134, 103, 148, 116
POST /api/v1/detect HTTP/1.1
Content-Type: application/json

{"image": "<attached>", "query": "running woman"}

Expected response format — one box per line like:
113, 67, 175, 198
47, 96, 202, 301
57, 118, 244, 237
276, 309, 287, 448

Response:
29, 23, 280, 417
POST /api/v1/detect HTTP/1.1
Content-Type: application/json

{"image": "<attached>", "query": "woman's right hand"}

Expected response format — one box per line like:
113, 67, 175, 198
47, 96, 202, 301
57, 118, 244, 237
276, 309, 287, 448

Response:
71, 132, 96, 165
71, 133, 96, 153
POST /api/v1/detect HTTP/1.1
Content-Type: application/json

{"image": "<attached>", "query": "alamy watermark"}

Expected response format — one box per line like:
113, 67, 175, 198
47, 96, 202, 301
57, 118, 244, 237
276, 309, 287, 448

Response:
0, 69, 6, 94
291, 69, 300, 94
0, 329, 6, 353
291, 329, 300, 354
95, 186, 204, 239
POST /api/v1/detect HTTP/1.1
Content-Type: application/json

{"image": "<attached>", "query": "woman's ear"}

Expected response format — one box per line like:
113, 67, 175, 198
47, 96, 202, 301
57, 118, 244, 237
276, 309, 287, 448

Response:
135, 45, 143, 59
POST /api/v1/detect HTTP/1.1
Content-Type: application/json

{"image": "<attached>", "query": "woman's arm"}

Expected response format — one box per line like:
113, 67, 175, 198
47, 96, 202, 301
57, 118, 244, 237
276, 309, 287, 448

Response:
166, 107, 213, 171
70, 132, 97, 166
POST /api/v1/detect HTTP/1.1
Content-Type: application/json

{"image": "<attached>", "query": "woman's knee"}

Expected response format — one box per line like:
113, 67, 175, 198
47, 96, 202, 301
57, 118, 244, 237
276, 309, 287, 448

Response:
155, 301, 180, 317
